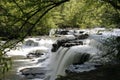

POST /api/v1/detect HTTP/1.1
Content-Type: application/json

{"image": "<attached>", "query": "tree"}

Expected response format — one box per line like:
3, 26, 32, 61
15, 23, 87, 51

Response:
103, 0, 120, 10
0, 0, 70, 75
0, 0, 120, 75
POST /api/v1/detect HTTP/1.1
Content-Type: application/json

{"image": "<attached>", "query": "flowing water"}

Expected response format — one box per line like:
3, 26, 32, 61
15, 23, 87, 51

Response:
3, 38, 54, 80
48, 39, 101, 80
1, 56, 36, 80
2, 28, 120, 80
1, 36, 104, 80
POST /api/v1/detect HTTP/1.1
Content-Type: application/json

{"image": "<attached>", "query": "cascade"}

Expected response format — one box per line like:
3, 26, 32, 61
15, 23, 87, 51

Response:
5, 29, 120, 80
49, 40, 100, 80
48, 47, 69, 80
6, 34, 105, 80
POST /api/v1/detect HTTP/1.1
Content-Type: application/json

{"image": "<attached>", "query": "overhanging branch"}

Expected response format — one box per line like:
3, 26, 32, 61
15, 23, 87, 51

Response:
1, 0, 70, 51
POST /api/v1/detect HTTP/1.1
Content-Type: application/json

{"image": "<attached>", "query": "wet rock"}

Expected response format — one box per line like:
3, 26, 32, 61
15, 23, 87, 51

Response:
55, 30, 69, 35
24, 40, 39, 47
116, 36, 120, 42
65, 62, 97, 74
51, 38, 75, 52
75, 34, 89, 39
27, 50, 45, 58
34, 73, 45, 78
62, 40, 83, 47
25, 74, 34, 79
51, 33, 89, 52
19, 67, 47, 79
51, 38, 84, 52
51, 43, 59, 52
57, 64, 120, 80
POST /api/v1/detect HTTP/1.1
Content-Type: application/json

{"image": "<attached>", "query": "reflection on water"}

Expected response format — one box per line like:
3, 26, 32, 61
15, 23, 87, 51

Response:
1, 56, 36, 80
2, 29, 120, 80
2, 37, 54, 80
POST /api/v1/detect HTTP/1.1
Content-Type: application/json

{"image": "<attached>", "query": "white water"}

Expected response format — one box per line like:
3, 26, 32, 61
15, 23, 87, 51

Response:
66, 62, 96, 73
48, 28, 120, 80
49, 43, 100, 80
5, 38, 54, 80
4, 37, 104, 80
5, 28, 120, 80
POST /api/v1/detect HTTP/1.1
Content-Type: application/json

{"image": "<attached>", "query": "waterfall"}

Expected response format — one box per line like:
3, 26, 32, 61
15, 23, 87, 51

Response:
12, 35, 104, 80
48, 47, 70, 80
46, 33, 106, 80
49, 44, 99, 80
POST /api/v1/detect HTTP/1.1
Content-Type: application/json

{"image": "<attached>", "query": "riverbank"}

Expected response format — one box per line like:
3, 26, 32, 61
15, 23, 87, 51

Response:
56, 64, 120, 80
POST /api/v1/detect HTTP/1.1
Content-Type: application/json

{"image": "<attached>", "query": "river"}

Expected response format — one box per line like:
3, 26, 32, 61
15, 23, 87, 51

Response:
1, 28, 120, 80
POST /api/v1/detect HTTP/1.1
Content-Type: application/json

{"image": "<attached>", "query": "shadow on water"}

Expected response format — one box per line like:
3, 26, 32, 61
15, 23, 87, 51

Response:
1, 56, 34, 80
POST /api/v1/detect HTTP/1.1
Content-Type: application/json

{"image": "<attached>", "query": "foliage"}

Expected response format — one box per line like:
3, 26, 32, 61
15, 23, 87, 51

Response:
102, 0, 120, 10
101, 36, 120, 63
0, 51, 12, 74
0, 0, 69, 75
0, 0, 120, 38
45, 0, 120, 28
0, 0, 120, 75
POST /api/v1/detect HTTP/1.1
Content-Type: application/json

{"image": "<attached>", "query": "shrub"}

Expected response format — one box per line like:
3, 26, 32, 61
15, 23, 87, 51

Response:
101, 36, 120, 63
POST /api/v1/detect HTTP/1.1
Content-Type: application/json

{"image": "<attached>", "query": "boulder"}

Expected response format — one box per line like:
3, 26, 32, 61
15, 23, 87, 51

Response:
75, 34, 89, 39
51, 38, 76, 52
51, 38, 84, 52
27, 50, 45, 58
19, 67, 47, 79
62, 40, 83, 47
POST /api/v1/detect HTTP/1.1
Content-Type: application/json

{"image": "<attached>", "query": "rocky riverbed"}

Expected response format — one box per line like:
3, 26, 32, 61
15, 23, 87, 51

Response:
56, 64, 120, 80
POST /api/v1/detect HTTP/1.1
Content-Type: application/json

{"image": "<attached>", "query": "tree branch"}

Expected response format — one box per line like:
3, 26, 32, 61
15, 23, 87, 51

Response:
1, 0, 70, 51
103, 0, 120, 10
12, 0, 25, 14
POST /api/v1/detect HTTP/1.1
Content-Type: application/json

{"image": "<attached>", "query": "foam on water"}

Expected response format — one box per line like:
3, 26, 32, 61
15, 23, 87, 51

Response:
4, 29, 120, 80
4, 38, 54, 80
6, 46, 49, 57
66, 62, 96, 73
49, 45, 100, 80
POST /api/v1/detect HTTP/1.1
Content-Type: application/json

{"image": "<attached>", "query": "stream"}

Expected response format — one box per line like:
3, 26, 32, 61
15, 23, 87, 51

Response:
1, 28, 120, 80
2, 56, 35, 80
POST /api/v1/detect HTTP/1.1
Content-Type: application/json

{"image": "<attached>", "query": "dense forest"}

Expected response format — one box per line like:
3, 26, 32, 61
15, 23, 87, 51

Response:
0, 0, 120, 39
0, 0, 120, 75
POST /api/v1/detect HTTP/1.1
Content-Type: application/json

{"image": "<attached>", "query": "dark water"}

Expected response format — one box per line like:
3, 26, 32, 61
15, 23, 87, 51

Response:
1, 56, 34, 80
